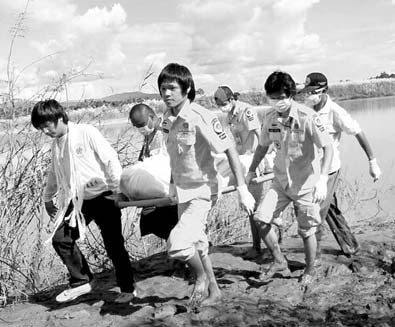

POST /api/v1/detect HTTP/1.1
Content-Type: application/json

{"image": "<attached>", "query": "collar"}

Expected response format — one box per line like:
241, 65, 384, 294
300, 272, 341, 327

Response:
317, 94, 331, 114
276, 100, 300, 127
168, 99, 193, 121
229, 101, 243, 121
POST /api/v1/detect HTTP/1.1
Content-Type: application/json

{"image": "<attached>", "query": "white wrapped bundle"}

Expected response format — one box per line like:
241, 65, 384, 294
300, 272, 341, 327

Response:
120, 153, 256, 201
120, 154, 171, 200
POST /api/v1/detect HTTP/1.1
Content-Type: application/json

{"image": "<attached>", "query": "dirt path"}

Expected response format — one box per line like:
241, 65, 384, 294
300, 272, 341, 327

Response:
1, 223, 395, 327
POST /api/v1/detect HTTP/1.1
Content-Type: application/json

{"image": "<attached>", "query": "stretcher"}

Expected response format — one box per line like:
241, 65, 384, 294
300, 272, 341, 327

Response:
117, 173, 274, 208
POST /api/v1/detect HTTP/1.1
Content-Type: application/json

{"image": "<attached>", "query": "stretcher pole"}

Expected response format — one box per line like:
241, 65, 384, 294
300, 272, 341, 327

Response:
117, 173, 274, 209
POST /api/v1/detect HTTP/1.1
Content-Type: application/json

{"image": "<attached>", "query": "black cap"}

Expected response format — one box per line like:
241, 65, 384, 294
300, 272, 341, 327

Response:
299, 72, 328, 93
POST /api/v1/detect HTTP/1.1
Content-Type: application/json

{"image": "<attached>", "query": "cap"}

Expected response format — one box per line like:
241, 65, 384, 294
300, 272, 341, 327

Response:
214, 86, 234, 106
299, 72, 328, 93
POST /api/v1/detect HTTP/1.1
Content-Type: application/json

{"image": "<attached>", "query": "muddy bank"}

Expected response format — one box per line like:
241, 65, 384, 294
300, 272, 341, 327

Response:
1, 223, 395, 327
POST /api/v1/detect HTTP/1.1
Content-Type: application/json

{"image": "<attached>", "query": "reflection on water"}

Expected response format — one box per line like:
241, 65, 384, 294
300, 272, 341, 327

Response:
337, 96, 395, 185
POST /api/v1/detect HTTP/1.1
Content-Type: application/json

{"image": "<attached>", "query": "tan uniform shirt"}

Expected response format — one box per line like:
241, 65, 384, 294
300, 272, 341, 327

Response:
163, 101, 233, 203
260, 101, 332, 195
227, 100, 261, 154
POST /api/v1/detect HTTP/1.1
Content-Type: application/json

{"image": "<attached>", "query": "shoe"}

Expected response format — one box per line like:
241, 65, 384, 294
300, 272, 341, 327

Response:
55, 282, 93, 303
114, 290, 137, 304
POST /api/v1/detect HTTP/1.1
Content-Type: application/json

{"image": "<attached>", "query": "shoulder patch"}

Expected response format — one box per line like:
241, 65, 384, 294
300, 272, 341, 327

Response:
313, 116, 323, 128
245, 108, 254, 121
245, 108, 253, 118
211, 118, 227, 140
211, 118, 223, 133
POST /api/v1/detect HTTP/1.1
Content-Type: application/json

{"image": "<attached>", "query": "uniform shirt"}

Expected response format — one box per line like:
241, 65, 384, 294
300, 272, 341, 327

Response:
316, 95, 361, 173
163, 101, 233, 203
43, 123, 122, 202
260, 101, 332, 195
227, 100, 261, 154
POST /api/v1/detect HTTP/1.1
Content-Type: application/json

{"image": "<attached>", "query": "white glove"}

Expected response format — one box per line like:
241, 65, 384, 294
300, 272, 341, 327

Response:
246, 171, 256, 185
369, 158, 381, 181
313, 175, 328, 203
237, 184, 255, 215
169, 182, 178, 204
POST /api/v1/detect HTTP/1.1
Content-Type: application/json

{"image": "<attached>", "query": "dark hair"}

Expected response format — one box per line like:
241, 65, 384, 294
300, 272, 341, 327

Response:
233, 92, 240, 101
129, 103, 156, 123
157, 63, 196, 101
31, 99, 69, 129
219, 86, 234, 100
264, 71, 296, 98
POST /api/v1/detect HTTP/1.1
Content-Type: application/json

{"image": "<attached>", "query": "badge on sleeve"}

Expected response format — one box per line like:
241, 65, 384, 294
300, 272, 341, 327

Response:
313, 116, 323, 128
313, 116, 326, 132
245, 108, 254, 121
211, 118, 227, 140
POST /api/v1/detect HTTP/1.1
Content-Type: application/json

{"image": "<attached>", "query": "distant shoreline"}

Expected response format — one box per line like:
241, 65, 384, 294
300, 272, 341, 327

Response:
2, 79, 395, 121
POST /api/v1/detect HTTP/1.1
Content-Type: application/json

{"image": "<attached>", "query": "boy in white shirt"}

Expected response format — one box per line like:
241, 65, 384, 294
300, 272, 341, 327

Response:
31, 100, 135, 304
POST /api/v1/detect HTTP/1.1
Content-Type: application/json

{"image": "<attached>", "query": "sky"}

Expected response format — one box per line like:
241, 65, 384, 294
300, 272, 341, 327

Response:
1, 0, 395, 101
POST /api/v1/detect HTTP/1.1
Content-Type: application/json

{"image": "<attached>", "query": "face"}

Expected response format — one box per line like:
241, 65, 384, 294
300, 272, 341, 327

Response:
267, 92, 292, 114
38, 120, 67, 138
159, 80, 188, 109
216, 101, 233, 113
304, 88, 325, 107
136, 117, 155, 136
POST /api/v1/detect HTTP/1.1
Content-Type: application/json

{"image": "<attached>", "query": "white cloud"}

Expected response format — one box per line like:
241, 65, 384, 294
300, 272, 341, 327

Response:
174, 0, 323, 91
1, 0, 324, 99
74, 4, 127, 33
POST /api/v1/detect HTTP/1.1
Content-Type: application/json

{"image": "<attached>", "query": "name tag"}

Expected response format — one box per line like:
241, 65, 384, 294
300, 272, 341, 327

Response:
268, 128, 282, 141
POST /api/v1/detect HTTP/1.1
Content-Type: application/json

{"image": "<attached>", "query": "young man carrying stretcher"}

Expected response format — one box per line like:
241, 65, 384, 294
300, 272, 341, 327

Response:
157, 62, 255, 306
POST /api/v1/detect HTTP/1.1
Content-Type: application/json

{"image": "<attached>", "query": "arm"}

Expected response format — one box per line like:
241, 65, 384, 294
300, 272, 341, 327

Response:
355, 132, 381, 180
320, 144, 333, 176
87, 126, 122, 193
224, 146, 255, 215
43, 159, 58, 220
248, 144, 269, 173
310, 115, 334, 203
224, 146, 247, 187
355, 131, 374, 160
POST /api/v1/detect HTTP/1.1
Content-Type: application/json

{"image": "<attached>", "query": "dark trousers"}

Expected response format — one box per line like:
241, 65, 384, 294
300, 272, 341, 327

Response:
316, 170, 341, 242
52, 193, 135, 292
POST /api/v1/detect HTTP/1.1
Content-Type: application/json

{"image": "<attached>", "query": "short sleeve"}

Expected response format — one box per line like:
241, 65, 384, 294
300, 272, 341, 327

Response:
198, 115, 233, 154
332, 103, 362, 135
241, 106, 260, 131
309, 114, 333, 148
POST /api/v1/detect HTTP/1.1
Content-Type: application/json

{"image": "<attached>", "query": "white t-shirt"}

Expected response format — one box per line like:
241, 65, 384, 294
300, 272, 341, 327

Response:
317, 95, 362, 173
43, 123, 122, 201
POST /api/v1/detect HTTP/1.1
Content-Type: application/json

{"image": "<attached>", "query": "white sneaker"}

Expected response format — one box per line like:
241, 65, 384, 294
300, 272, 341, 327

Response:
114, 290, 137, 304
55, 282, 93, 303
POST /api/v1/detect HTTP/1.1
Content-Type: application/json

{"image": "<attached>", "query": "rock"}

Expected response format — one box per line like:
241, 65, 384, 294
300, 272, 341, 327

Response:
379, 249, 395, 264
349, 260, 364, 273
325, 264, 352, 277
152, 304, 177, 319
92, 300, 105, 307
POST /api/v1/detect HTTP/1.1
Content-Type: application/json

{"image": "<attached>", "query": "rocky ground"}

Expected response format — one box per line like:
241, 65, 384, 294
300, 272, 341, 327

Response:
1, 219, 395, 327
